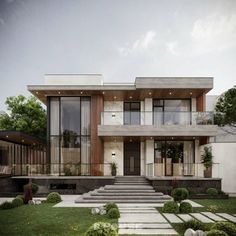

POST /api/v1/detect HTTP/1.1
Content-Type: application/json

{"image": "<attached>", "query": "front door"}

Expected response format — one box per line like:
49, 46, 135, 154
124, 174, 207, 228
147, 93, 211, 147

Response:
124, 142, 140, 176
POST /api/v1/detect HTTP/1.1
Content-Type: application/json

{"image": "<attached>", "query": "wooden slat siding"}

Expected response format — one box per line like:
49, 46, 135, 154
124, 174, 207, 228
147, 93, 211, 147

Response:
196, 93, 206, 111
91, 95, 104, 175
199, 137, 209, 145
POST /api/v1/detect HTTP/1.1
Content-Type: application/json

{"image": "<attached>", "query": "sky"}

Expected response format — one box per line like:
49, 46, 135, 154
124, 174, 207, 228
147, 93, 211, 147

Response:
0, 0, 236, 111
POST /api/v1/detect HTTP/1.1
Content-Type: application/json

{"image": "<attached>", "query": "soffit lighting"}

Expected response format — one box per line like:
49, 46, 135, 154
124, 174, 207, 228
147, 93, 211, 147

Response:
150, 137, 153, 140
80, 91, 83, 95
36, 91, 39, 95
149, 92, 152, 95
190, 92, 192, 95
129, 96, 132, 99
22, 139, 24, 143
114, 96, 117, 99
102, 91, 105, 95
171, 137, 174, 140
6, 135, 8, 138
58, 91, 61, 94
129, 139, 132, 142
169, 92, 172, 95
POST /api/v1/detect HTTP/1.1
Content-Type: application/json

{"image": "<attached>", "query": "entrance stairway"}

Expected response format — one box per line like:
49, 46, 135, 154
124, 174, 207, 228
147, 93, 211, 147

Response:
75, 176, 171, 203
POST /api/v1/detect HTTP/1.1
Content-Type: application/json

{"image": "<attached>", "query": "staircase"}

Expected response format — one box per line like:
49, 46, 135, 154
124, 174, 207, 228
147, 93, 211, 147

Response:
75, 176, 171, 204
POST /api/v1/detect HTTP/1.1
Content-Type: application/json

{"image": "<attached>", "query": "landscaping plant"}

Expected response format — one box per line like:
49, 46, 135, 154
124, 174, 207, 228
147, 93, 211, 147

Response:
211, 222, 236, 236
46, 192, 62, 203
206, 188, 218, 196
85, 222, 118, 236
104, 202, 118, 212
108, 208, 120, 219
171, 188, 189, 203
31, 183, 39, 195
162, 201, 179, 213
12, 197, 24, 208
206, 230, 228, 236
179, 201, 192, 213
0, 201, 14, 210
182, 219, 209, 231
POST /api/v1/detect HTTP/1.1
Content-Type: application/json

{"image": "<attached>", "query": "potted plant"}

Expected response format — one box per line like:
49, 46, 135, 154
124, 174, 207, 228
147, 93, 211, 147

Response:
110, 162, 117, 176
201, 146, 213, 178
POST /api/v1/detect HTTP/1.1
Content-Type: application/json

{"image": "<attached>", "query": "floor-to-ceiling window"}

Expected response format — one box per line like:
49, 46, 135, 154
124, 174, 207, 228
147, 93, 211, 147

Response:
153, 99, 191, 125
124, 102, 140, 125
49, 97, 91, 176
154, 140, 194, 176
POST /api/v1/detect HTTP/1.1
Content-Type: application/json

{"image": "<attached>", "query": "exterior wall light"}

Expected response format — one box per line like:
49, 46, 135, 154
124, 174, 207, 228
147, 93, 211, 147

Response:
112, 113, 116, 118
112, 151, 116, 156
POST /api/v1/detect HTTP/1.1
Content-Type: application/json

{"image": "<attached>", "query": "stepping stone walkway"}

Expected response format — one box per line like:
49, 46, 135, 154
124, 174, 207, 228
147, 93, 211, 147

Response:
201, 212, 227, 221
162, 213, 183, 223
190, 213, 214, 223
177, 214, 194, 222
216, 213, 236, 223
118, 206, 178, 235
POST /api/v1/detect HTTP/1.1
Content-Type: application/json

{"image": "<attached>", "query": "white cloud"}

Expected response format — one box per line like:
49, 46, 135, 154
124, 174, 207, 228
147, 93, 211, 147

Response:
118, 30, 156, 56
191, 13, 236, 54
165, 41, 179, 55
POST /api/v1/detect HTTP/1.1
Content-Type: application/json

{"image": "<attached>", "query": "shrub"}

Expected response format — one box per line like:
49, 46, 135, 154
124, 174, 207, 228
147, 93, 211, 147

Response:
206, 230, 228, 236
46, 192, 62, 203
16, 195, 24, 202
104, 202, 118, 212
179, 201, 192, 213
85, 222, 118, 236
183, 219, 209, 231
211, 222, 236, 236
162, 201, 179, 213
0, 201, 14, 210
206, 188, 218, 196
31, 183, 39, 195
12, 197, 24, 207
108, 208, 120, 219
171, 188, 189, 202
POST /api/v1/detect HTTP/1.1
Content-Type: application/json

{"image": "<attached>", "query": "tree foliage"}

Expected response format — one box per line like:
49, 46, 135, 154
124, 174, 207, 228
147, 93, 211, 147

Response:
0, 95, 46, 139
214, 86, 236, 128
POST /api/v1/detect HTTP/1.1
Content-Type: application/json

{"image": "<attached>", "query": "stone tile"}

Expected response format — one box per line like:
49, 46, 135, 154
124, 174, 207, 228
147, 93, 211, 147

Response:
119, 213, 168, 223
119, 223, 172, 229
190, 213, 214, 223
119, 228, 178, 235
183, 199, 203, 208
162, 213, 183, 223
201, 212, 227, 221
177, 214, 194, 222
216, 213, 236, 223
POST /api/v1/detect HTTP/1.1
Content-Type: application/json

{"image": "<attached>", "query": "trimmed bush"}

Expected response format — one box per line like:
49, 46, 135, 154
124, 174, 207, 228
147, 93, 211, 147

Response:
162, 201, 179, 213
171, 188, 189, 202
108, 208, 120, 219
183, 219, 209, 231
206, 188, 218, 196
206, 230, 228, 236
0, 201, 14, 210
12, 197, 24, 208
32, 183, 39, 195
85, 222, 118, 236
16, 195, 24, 202
179, 201, 192, 213
104, 202, 118, 212
211, 222, 236, 236
46, 192, 61, 203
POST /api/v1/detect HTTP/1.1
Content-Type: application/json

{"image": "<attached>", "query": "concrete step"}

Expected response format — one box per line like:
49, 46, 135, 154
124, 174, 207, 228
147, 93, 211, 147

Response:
114, 182, 150, 185
90, 192, 164, 196
104, 185, 154, 190
118, 228, 178, 235
83, 195, 171, 200
75, 199, 171, 203
97, 189, 156, 193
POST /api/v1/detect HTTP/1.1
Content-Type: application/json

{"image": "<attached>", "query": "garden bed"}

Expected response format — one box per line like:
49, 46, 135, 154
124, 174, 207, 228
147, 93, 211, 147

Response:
189, 194, 229, 199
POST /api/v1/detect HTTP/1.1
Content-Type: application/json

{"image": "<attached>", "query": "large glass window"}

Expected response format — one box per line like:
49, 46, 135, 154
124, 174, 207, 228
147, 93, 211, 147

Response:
124, 102, 140, 125
153, 99, 191, 125
49, 96, 91, 175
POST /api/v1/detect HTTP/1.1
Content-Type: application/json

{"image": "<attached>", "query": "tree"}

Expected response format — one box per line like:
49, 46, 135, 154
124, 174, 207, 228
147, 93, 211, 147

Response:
0, 95, 46, 139
214, 86, 236, 133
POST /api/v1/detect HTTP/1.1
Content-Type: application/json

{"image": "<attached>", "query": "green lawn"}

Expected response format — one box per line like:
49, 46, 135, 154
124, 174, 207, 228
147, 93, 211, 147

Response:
0, 203, 117, 236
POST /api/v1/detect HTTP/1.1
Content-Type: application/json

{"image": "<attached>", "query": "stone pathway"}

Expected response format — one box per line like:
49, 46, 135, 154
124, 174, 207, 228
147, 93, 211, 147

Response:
216, 213, 236, 223
118, 206, 178, 235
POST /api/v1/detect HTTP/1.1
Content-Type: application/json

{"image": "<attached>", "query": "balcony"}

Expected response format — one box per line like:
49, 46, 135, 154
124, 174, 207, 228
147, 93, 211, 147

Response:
98, 111, 218, 137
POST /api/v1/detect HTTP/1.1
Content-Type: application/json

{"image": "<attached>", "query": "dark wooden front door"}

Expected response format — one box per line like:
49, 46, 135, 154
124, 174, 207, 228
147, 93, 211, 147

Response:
124, 142, 140, 176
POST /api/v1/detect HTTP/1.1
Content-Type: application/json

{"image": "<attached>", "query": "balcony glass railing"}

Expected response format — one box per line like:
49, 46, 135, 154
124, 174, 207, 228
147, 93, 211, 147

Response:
101, 111, 214, 125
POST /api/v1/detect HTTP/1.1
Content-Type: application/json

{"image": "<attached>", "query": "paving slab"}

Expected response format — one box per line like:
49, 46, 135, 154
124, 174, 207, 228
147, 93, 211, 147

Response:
119, 213, 168, 223
162, 213, 183, 223
119, 228, 178, 235
177, 214, 194, 222
216, 213, 236, 223
201, 212, 227, 221
190, 213, 214, 223
183, 200, 203, 208
119, 223, 172, 229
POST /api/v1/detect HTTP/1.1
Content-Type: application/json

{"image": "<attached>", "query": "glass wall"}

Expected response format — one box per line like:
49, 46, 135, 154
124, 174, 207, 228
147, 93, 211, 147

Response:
49, 96, 91, 176
153, 99, 191, 125
154, 140, 194, 176
124, 102, 140, 125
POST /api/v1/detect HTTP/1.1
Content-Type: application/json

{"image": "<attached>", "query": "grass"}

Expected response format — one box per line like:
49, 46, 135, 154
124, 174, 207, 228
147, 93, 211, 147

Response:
0, 203, 117, 236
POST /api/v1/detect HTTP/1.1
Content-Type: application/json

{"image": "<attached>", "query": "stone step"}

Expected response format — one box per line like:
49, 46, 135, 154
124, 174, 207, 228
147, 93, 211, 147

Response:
120, 210, 158, 213
75, 199, 171, 203
119, 223, 172, 229
83, 195, 171, 200
91, 192, 163, 196
104, 185, 154, 190
97, 189, 156, 193
115, 182, 150, 185
118, 228, 178, 235
162, 213, 183, 223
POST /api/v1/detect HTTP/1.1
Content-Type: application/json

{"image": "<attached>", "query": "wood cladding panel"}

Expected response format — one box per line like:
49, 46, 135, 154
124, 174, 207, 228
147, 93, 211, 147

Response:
196, 93, 206, 112
91, 95, 104, 175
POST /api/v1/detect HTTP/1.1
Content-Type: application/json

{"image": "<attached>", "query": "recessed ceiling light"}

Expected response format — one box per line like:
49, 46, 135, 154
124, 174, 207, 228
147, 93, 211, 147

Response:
80, 91, 83, 94
150, 137, 153, 139
149, 92, 152, 95
129, 96, 132, 99
6, 135, 8, 138
190, 92, 192, 95
129, 139, 132, 142
36, 91, 39, 94
102, 91, 105, 95
22, 139, 24, 142
169, 92, 172, 95
171, 137, 174, 140
114, 96, 117, 99
58, 91, 61, 94
193, 137, 195, 139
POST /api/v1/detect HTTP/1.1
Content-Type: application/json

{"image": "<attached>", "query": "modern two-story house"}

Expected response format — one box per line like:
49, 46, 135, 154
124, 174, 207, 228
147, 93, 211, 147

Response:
27, 75, 218, 181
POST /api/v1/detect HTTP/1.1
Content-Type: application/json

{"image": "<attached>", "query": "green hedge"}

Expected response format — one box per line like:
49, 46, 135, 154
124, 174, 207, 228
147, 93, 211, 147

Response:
162, 201, 179, 213
46, 192, 62, 203
85, 222, 118, 236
